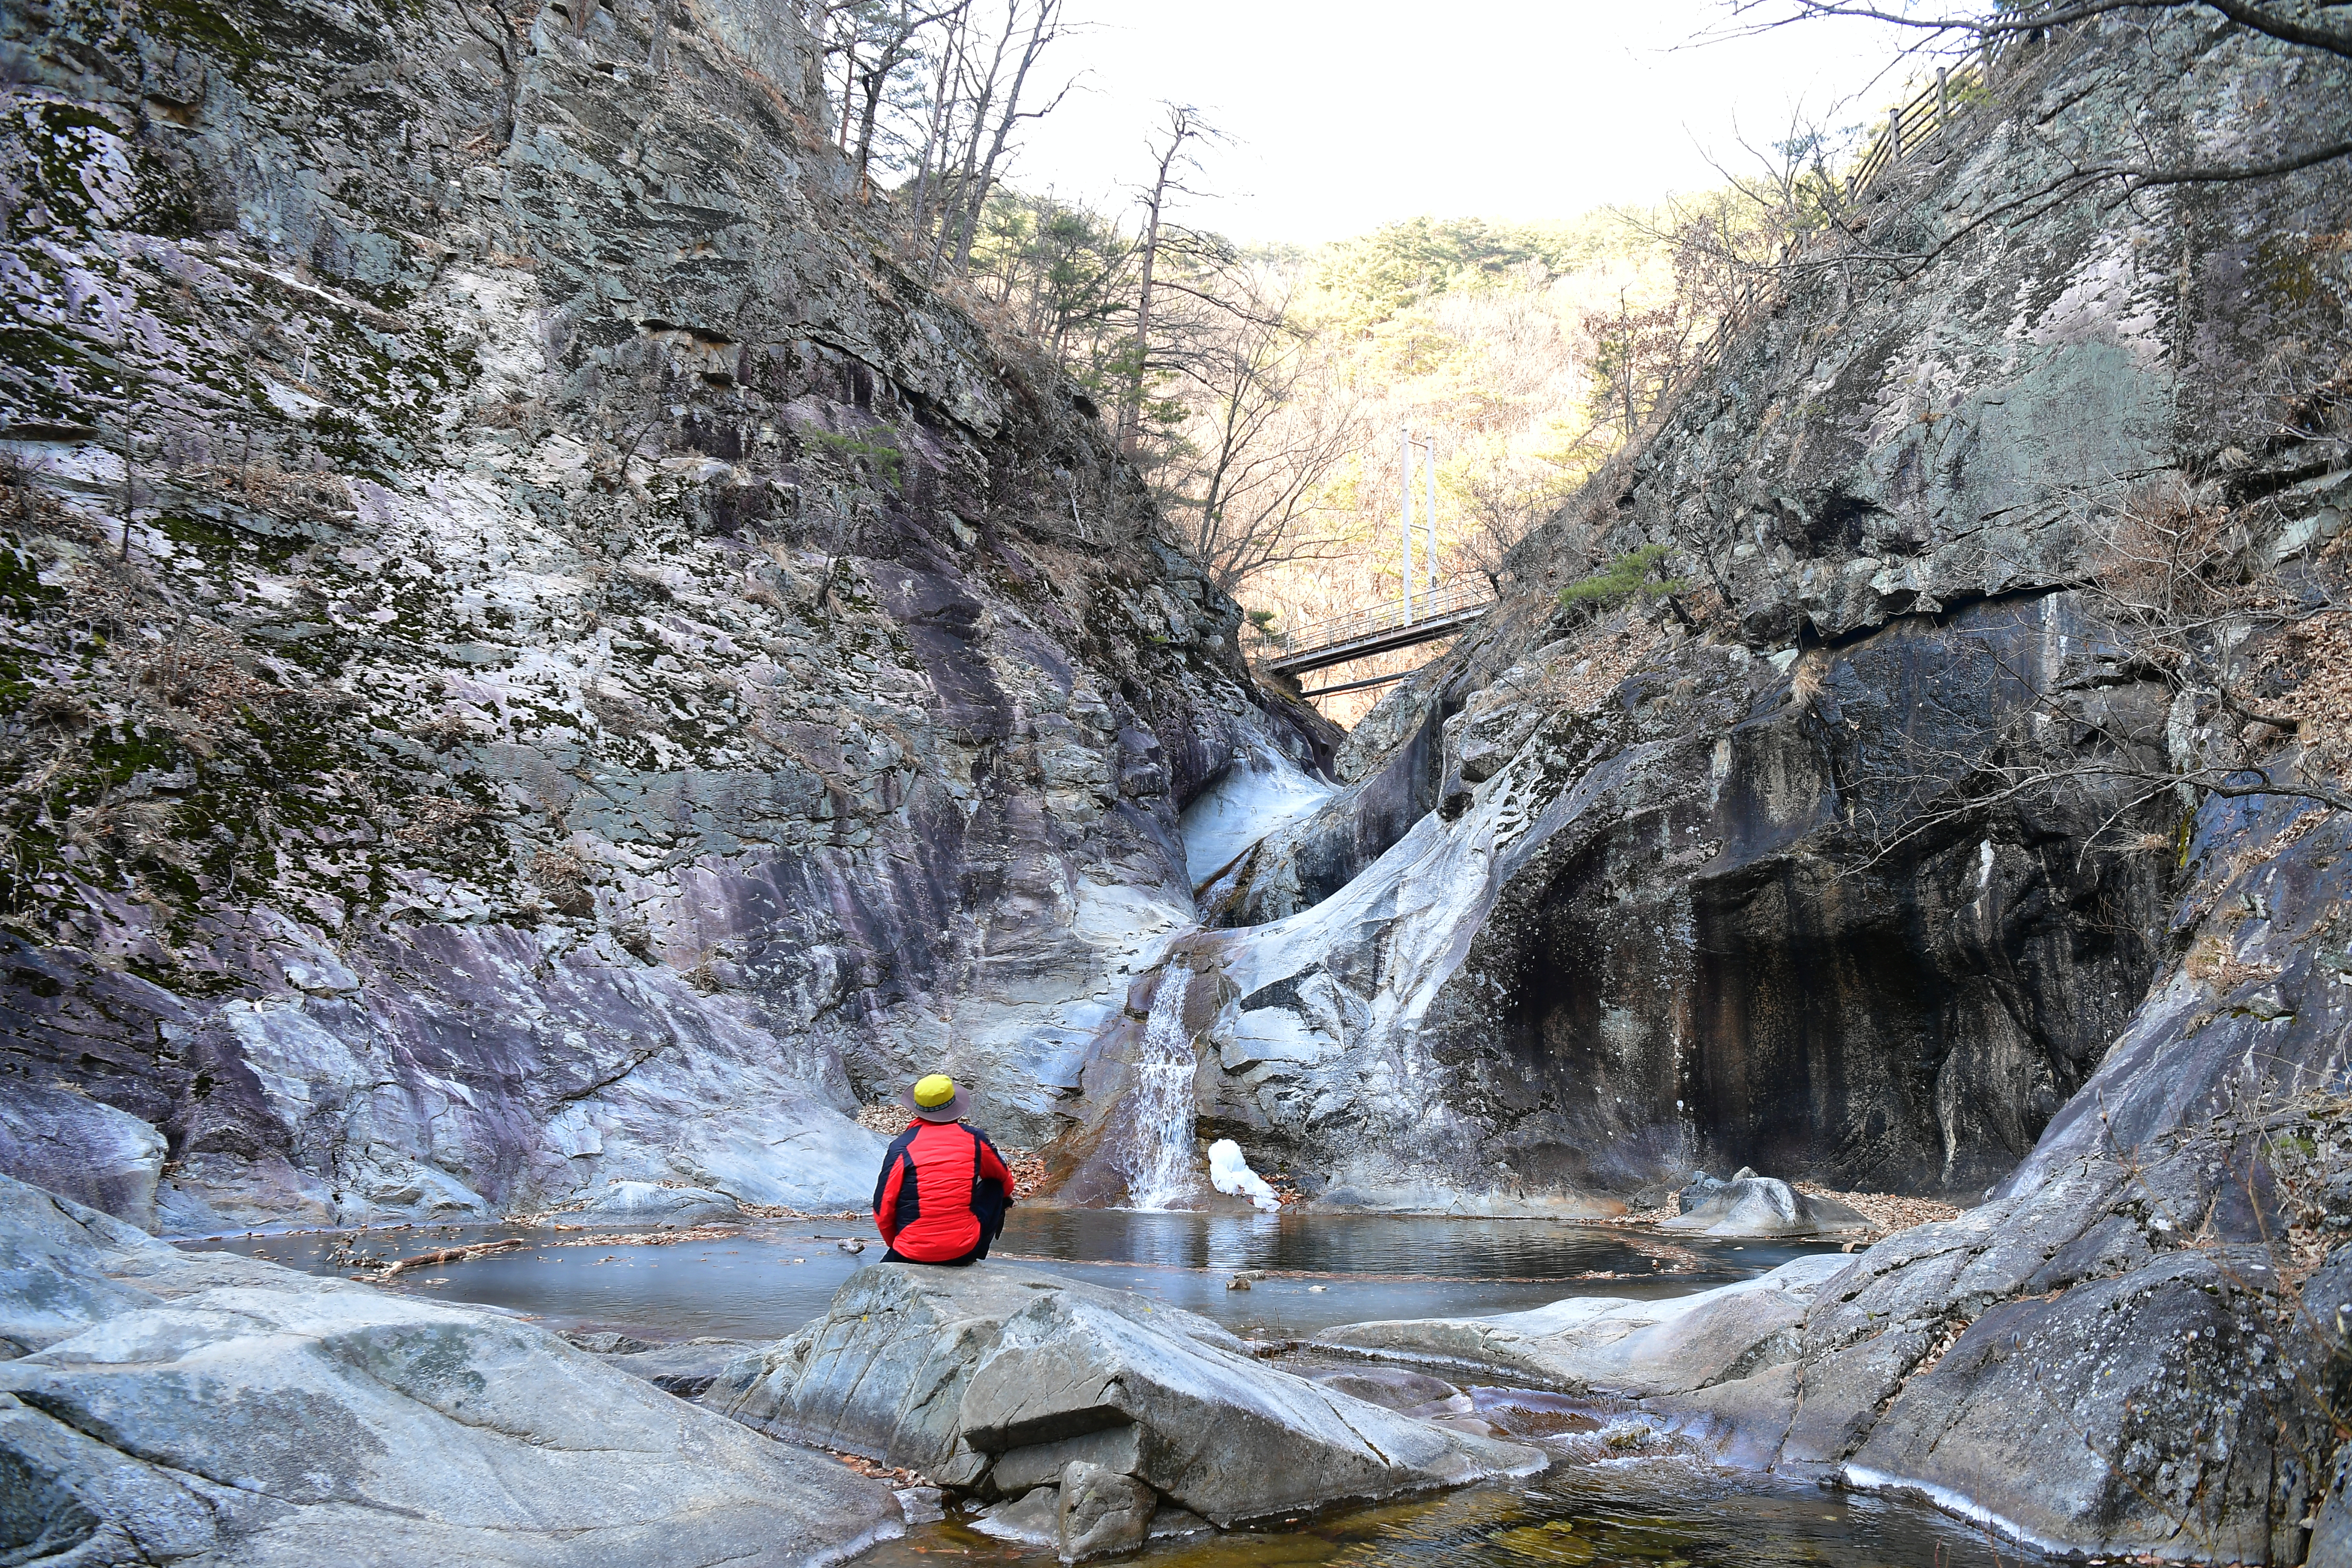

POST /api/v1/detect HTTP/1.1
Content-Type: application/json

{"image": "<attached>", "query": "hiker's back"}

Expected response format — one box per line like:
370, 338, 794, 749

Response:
873, 1099, 1013, 1265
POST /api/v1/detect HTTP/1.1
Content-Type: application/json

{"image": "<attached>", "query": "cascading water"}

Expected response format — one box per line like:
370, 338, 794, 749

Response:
1118, 965, 1198, 1210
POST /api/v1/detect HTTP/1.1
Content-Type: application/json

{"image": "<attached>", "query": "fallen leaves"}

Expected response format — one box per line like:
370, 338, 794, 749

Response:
821, 1446, 926, 1486
1793, 1182, 1962, 1240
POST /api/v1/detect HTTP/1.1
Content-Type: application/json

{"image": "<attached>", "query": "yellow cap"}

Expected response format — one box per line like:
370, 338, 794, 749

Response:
913, 1074, 957, 1109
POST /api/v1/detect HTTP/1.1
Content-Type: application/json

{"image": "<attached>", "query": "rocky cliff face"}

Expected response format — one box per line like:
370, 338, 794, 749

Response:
1058, 12, 2351, 1208
0, 0, 1323, 1232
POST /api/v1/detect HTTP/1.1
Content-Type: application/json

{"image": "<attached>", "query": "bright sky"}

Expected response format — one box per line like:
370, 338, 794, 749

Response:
1008, 0, 1925, 245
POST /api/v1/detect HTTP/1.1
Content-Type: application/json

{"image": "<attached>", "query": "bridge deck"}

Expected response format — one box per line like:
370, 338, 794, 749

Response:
1265, 584, 1494, 680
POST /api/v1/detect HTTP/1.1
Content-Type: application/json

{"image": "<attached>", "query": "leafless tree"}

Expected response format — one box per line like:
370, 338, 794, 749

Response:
816, 0, 972, 202
1117, 103, 1211, 451
1578, 286, 1694, 444
1456, 457, 1581, 593
1719, 0, 2351, 65
1161, 296, 1365, 592
1707, 1, 2352, 279
787, 0, 1073, 276
928, 0, 1072, 276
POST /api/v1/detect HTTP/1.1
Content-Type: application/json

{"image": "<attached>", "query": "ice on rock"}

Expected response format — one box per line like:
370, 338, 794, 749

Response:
1178, 750, 1334, 890
1207, 1139, 1281, 1212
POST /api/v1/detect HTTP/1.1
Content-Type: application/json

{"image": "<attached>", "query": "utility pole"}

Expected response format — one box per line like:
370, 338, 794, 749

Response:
1399, 423, 1416, 623
1421, 434, 1440, 593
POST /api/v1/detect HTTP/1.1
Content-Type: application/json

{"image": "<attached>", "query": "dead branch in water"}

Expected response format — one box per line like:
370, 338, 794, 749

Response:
368, 1237, 527, 1279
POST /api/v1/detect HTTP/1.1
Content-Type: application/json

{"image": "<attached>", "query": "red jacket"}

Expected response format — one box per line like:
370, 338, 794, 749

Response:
873, 1119, 1014, 1262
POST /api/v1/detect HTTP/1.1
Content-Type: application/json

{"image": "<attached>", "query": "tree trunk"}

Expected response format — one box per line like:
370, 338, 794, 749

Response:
906, 18, 965, 256
1118, 106, 1192, 453
951, 0, 1060, 273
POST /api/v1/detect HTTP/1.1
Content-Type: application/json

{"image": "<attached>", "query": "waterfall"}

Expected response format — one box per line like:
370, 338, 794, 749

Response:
1119, 966, 1197, 1210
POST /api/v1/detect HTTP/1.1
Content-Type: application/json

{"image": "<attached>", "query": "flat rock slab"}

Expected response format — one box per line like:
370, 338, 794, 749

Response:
1312, 1254, 1852, 1398
0, 1175, 900, 1567
707, 1261, 1545, 1526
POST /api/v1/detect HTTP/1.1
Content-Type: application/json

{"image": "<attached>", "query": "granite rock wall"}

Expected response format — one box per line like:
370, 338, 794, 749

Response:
0, 0, 1321, 1230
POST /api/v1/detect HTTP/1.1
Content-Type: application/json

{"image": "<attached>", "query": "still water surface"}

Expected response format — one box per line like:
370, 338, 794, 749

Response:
186, 1207, 1836, 1340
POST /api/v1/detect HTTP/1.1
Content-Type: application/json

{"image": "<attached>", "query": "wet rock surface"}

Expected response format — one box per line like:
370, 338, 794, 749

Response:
704, 1261, 1546, 1527
604, 1336, 761, 1399
0, 1174, 903, 1566
1314, 1253, 1852, 1399
1319, 1079, 2352, 1560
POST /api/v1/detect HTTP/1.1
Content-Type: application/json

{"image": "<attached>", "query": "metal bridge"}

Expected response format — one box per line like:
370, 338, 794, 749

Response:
1263, 581, 1494, 698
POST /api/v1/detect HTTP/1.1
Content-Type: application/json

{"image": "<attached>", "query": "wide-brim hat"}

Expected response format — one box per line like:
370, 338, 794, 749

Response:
897, 1074, 970, 1123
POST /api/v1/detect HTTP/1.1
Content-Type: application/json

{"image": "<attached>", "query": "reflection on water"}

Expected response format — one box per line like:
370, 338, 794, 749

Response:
862, 1459, 2004, 1567
1000, 1208, 1830, 1282
991, 1210, 1836, 1338
181, 1209, 1841, 1344
184, 1223, 874, 1340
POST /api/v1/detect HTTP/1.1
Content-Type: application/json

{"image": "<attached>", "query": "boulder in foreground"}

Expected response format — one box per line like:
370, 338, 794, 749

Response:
0, 1174, 900, 1567
706, 1261, 1545, 1544
1319, 1126, 2352, 1563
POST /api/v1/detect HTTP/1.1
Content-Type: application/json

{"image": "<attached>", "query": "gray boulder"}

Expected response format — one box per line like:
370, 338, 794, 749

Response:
609, 1338, 762, 1399
1835, 1248, 2303, 1556
706, 1261, 1545, 1526
0, 1174, 901, 1566
1635, 1136, 2351, 1562
1305, 1367, 1463, 1412
1313, 1253, 1852, 1398
0, 1085, 167, 1233
973, 1485, 1062, 1546
572, 1179, 743, 1227
1057, 1460, 1155, 1561
1662, 1171, 1869, 1238
0, 1177, 170, 1356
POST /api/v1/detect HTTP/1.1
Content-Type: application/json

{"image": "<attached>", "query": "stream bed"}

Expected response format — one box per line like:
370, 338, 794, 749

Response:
868, 1462, 2013, 1567
181, 1212, 2005, 1564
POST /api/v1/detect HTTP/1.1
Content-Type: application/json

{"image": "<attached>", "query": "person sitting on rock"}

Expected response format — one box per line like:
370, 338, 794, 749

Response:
872, 1074, 1015, 1265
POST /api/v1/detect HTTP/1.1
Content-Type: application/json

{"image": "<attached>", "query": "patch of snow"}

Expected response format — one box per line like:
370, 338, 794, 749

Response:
1207, 1138, 1281, 1212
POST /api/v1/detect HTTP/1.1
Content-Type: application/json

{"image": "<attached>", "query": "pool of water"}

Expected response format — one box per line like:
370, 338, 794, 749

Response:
181, 1208, 1839, 1343
867, 1457, 2006, 1567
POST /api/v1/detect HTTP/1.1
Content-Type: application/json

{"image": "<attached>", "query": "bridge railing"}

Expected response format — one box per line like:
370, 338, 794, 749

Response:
1670, 16, 2080, 399
1265, 580, 1494, 668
